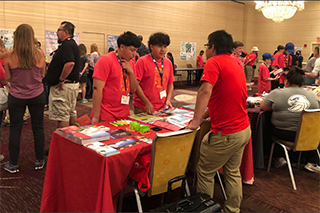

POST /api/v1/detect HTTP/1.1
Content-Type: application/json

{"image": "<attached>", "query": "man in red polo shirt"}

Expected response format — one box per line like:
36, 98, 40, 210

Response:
133, 32, 174, 114
186, 30, 251, 212
91, 31, 141, 123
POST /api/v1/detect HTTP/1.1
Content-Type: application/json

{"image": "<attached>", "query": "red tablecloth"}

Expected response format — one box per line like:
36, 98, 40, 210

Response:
40, 122, 254, 212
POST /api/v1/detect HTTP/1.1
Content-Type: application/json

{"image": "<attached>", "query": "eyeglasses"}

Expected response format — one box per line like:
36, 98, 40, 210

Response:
57, 28, 65, 32
204, 43, 211, 48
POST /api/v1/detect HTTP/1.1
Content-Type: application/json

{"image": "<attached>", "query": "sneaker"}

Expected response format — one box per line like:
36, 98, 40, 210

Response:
4, 163, 19, 174
274, 157, 287, 168
82, 99, 88, 103
35, 159, 45, 170
0, 155, 4, 162
304, 162, 320, 174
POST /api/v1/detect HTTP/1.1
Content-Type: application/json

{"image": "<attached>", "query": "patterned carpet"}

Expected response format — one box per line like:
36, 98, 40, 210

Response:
0, 84, 319, 212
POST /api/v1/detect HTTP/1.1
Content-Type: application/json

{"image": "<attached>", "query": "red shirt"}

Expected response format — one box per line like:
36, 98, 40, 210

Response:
0, 65, 5, 88
91, 52, 134, 121
244, 52, 257, 66
272, 52, 285, 69
258, 63, 270, 93
133, 54, 174, 111
201, 53, 250, 135
197, 55, 205, 68
230, 54, 244, 69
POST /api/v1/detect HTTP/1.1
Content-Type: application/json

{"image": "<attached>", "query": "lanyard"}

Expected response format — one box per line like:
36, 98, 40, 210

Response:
150, 53, 164, 86
116, 54, 128, 91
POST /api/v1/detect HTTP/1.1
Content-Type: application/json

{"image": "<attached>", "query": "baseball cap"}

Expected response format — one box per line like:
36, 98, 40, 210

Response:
251, 46, 259, 52
262, 53, 275, 60
285, 42, 295, 53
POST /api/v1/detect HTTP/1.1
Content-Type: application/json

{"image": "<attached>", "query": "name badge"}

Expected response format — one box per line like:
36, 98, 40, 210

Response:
160, 90, 167, 99
121, 95, 130, 105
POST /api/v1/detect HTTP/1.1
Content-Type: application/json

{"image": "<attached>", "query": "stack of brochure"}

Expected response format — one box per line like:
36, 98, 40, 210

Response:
56, 125, 110, 145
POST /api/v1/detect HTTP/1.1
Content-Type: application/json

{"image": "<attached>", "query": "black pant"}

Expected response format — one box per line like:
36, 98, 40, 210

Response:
8, 92, 45, 165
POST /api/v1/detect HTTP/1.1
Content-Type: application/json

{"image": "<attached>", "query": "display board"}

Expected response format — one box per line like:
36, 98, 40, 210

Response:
107, 35, 119, 51
45, 30, 80, 59
0, 29, 14, 50
180, 41, 196, 60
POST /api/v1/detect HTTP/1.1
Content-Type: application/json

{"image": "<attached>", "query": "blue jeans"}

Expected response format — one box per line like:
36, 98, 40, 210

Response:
8, 92, 45, 165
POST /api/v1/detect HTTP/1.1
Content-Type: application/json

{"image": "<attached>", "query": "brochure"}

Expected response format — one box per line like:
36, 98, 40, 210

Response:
56, 125, 110, 145
133, 135, 153, 144
108, 129, 134, 139
85, 142, 120, 157
109, 138, 141, 150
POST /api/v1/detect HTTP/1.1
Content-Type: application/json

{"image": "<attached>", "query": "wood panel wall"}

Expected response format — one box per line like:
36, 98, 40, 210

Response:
1, 1, 319, 79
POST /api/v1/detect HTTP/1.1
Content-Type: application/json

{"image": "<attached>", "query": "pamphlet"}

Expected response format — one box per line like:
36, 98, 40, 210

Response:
76, 114, 92, 126
129, 113, 164, 123
133, 135, 153, 144
56, 125, 110, 145
152, 120, 181, 131
109, 138, 141, 150
85, 142, 120, 157
108, 129, 134, 139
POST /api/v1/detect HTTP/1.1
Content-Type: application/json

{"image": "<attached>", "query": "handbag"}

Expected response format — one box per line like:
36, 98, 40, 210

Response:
0, 87, 8, 111
129, 152, 151, 192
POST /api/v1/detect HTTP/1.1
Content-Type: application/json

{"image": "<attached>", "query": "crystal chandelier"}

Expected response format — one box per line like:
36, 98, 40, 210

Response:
255, 1, 305, 23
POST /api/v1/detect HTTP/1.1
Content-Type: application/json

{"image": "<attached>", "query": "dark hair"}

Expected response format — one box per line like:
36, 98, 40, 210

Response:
117, 31, 141, 48
37, 41, 41, 47
61, 21, 75, 38
207, 30, 233, 55
167, 52, 173, 58
148, 32, 170, 49
79, 44, 87, 57
286, 66, 305, 87
315, 46, 319, 55
200, 50, 204, 54
252, 65, 256, 69
277, 45, 285, 51
138, 35, 143, 41
108, 47, 115, 52
233, 41, 244, 49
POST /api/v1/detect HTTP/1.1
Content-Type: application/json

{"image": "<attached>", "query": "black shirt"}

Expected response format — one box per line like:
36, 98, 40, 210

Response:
137, 43, 149, 57
46, 38, 80, 86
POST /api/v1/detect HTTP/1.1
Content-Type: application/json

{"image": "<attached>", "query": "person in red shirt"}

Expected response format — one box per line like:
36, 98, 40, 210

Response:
258, 53, 279, 93
186, 30, 251, 212
272, 45, 288, 88
91, 31, 141, 123
133, 32, 174, 114
197, 50, 205, 68
244, 46, 259, 84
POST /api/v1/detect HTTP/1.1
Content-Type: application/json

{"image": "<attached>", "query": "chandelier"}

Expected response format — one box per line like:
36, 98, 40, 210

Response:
255, 1, 305, 23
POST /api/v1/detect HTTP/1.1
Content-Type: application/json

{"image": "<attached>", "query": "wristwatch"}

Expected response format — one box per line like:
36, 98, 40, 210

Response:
59, 78, 64, 83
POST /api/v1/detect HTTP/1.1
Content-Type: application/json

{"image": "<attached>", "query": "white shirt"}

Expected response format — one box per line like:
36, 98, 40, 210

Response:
311, 57, 320, 77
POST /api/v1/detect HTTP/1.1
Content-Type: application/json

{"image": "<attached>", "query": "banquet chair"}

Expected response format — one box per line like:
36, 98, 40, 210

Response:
173, 64, 182, 85
119, 129, 198, 213
267, 109, 320, 190
191, 119, 227, 200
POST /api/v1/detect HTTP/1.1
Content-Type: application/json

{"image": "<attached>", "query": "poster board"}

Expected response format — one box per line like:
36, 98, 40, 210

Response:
45, 30, 80, 60
0, 29, 14, 50
107, 35, 119, 51
180, 41, 196, 60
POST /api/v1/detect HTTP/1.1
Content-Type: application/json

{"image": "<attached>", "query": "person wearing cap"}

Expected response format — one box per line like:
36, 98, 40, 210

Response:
258, 53, 279, 93
244, 46, 259, 84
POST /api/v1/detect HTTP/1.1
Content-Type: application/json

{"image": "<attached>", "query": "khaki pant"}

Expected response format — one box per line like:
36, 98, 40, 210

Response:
244, 65, 253, 83
197, 126, 251, 213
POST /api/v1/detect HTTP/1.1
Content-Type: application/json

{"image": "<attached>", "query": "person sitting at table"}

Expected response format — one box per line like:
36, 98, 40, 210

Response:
304, 46, 319, 85
91, 31, 141, 123
133, 32, 174, 115
258, 53, 279, 94
260, 67, 320, 172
